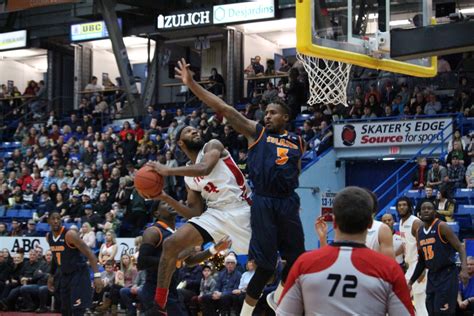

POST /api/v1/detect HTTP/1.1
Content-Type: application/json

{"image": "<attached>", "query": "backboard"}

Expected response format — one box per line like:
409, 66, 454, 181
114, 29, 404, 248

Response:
296, 0, 437, 77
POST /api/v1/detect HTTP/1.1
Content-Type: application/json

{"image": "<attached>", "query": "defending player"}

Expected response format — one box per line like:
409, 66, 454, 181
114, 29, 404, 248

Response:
146, 128, 251, 314
47, 211, 103, 315
277, 187, 414, 315
138, 203, 230, 315
175, 58, 306, 315
396, 196, 428, 316
408, 200, 469, 315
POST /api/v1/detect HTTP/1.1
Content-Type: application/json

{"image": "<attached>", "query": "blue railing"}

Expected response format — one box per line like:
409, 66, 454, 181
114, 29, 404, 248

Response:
372, 113, 464, 213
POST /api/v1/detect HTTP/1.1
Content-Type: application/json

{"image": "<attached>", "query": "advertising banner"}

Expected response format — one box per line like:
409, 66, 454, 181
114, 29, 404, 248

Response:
213, 0, 275, 24
334, 117, 453, 148
0, 30, 27, 51
2, 236, 136, 261
70, 19, 122, 42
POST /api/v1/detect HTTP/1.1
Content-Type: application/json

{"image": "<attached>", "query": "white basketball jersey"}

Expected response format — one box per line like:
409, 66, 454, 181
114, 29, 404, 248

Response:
366, 220, 383, 252
184, 144, 251, 210
400, 215, 419, 264
393, 233, 404, 264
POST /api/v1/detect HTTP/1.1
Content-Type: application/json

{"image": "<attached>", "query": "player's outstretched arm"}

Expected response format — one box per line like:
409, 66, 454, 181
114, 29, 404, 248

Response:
175, 58, 258, 141
440, 222, 469, 285
155, 187, 204, 220
378, 223, 395, 258
147, 140, 224, 178
65, 230, 103, 292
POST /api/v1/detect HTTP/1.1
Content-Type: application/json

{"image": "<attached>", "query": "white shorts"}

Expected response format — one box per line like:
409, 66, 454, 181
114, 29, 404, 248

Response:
189, 204, 251, 255
405, 261, 427, 294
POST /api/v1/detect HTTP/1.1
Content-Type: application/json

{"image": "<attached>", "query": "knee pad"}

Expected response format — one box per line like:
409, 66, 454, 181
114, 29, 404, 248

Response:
246, 267, 275, 300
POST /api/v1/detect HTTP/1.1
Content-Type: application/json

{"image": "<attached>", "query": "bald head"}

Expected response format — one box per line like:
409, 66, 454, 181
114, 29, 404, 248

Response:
333, 187, 374, 234
381, 213, 395, 230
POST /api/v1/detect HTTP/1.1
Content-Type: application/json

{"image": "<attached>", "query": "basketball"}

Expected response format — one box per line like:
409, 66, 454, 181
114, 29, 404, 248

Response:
134, 165, 164, 199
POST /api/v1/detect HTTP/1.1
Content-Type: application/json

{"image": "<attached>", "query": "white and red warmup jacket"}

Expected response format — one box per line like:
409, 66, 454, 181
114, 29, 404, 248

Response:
277, 242, 414, 316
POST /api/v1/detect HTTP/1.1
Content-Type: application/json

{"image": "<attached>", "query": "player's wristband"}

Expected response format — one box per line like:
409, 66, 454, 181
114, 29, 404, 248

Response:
93, 272, 101, 278
209, 245, 217, 255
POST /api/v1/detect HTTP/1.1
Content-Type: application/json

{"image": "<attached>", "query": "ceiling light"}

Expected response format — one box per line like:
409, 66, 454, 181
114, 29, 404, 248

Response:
389, 19, 411, 26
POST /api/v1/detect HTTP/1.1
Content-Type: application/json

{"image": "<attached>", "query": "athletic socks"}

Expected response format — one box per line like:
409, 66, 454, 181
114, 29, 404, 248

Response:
154, 288, 168, 309
240, 301, 256, 316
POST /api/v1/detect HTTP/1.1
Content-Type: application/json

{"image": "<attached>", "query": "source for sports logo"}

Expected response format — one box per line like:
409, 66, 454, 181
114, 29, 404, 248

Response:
341, 125, 356, 146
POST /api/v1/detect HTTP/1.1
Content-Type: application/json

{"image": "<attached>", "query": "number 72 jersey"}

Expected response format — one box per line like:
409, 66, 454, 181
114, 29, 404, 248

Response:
247, 124, 304, 197
277, 243, 414, 316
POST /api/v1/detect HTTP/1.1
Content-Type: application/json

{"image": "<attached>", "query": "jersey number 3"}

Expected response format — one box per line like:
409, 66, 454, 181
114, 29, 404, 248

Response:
327, 274, 358, 298
276, 147, 289, 165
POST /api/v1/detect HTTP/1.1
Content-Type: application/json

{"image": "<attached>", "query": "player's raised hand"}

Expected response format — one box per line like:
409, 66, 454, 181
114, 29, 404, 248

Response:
146, 161, 171, 176
214, 236, 232, 253
175, 58, 193, 85
93, 276, 104, 293
315, 216, 328, 239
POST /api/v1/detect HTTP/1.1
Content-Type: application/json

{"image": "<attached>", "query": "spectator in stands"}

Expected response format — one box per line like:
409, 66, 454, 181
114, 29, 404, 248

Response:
93, 95, 109, 115
0, 252, 24, 310
457, 256, 474, 315
244, 56, 265, 99
201, 254, 241, 316
188, 110, 201, 128
445, 155, 466, 193
381, 81, 397, 106
0, 223, 8, 236
17, 167, 33, 191
177, 261, 203, 315
0, 249, 41, 311
120, 269, 146, 316
410, 92, 425, 114
9, 219, 23, 236
24, 220, 37, 237
98, 230, 118, 266
349, 97, 364, 118
447, 140, 469, 166
94, 259, 116, 313
262, 82, 278, 103
209, 68, 226, 97
157, 109, 172, 129
415, 186, 437, 215
196, 265, 216, 314
364, 83, 381, 104
448, 130, 467, 153
435, 187, 456, 222
232, 259, 256, 314
277, 57, 291, 74
0, 248, 12, 296
427, 158, 447, 190
466, 158, 474, 188
80, 222, 96, 248
286, 68, 306, 119
391, 94, 405, 116
412, 157, 428, 189
105, 254, 137, 314
24, 81, 38, 96
361, 105, 377, 119
301, 120, 315, 144
424, 93, 442, 115
383, 105, 394, 117
81, 204, 101, 230
398, 83, 410, 105
437, 56, 452, 73
18, 249, 51, 312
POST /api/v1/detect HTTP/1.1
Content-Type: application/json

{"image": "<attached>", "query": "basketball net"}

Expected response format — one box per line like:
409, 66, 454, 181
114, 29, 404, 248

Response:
297, 53, 352, 106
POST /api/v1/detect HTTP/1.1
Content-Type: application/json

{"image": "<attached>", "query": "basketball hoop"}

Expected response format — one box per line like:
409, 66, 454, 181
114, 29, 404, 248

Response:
297, 53, 352, 106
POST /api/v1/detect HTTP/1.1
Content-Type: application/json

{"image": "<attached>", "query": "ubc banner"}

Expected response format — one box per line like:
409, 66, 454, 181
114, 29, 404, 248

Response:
2, 236, 137, 260
334, 117, 453, 148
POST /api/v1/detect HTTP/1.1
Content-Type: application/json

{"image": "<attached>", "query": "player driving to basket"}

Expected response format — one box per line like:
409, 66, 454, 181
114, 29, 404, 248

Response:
175, 58, 306, 315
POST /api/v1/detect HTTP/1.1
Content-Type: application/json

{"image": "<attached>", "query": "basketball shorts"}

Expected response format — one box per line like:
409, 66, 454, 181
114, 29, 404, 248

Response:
249, 192, 305, 272
426, 265, 458, 315
405, 260, 427, 294
59, 265, 92, 315
188, 203, 251, 255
